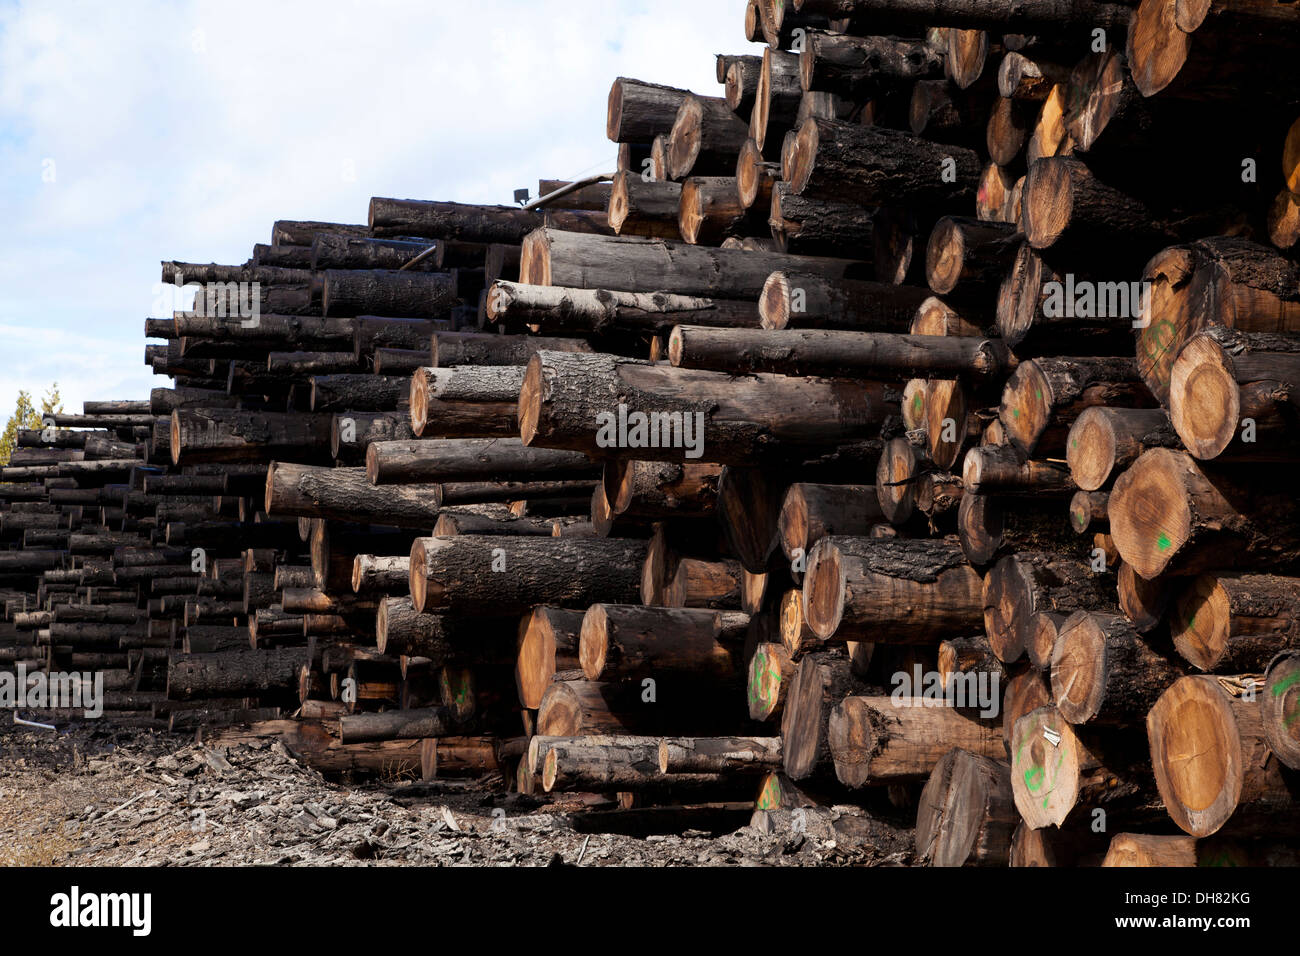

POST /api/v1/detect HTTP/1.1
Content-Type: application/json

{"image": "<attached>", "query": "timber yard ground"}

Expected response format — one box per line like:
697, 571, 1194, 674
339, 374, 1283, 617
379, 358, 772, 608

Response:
0, 721, 914, 867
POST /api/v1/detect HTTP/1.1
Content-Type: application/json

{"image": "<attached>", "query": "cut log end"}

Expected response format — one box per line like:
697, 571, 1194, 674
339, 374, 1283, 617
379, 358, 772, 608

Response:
787, 117, 819, 197
1169, 575, 1230, 673
1127, 0, 1192, 98
1264, 653, 1300, 769
1066, 407, 1117, 492
518, 355, 544, 447
1146, 676, 1247, 838
1022, 157, 1072, 250
578, 603, 610, 680
1049, 610, 1109, 724
759, 270, 793, 330
1000, 361, 1052, 457
409, 538, 429, 613
802, 537, 845, 640
1168, 334, 1239, 460
1109, 448, 1193, 580
925, 216, 965, 296
1009, 706, 1083, 829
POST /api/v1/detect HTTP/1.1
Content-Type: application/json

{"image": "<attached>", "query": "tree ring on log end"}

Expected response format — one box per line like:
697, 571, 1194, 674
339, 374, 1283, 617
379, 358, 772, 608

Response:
1168, 334, 1238, 460
1147, 677, 1238, 836
803, 537, 845, 639
1109, 448, 1193, 579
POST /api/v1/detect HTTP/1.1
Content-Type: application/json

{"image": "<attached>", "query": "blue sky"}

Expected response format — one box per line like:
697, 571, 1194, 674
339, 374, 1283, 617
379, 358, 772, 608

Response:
0, 0, 742, 416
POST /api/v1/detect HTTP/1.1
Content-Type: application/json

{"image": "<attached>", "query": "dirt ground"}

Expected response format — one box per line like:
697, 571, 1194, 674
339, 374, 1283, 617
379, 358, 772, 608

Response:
0, 720, 915, 867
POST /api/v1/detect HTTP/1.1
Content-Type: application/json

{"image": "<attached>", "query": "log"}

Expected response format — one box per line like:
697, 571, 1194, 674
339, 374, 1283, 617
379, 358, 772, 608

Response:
962, 444, 1075, 497
1170, 573, 1300, 672
271, 220, 368, 246
515, 606, 584, 709
668, 326, 1013, 381
579, 604, 748, 681
1065, 407, 1178, 491
351, 555, 409, 594
751, 49, 802, 154
542, 738, 733, 795
925, 216, 1018, 303
310, 374, 408, 413
660, 736, 782, 774
1116, 559, 1170, 634
536, 681, 661, 736
486, 281, 759, 335
607, 78, 691, 143
769, 182, 875, 259
780, 652, 869, 780
1110, 447, 1300, 579
748, 640, 795, 721
1135, 238, 1300, 406
520, 350, 897, 465
520, 227, 870, 299
778, 483, 883, 565
668, 95, 751, 179
829, 694, 1005, 787
801, 31, 944, 98
320, 269, 457, 319
169, 409, 331, 465
309, 235, 440, 272
1050, 610, 1183, 726
915, 750, 1016, 866
374, 595, 508, 663
264, 462, 443, 527
912, 78, 988, 149
982, 550, 1115, 663
1168, 326, 1300, 461
1263, 651, 1300, 770
679, 176, 765, 245
1010, 704, 1157, 829
367, 198, 541, 243
736, 137, 781, 211
999, 356, 1152, 458
788, 117, 982, 208
366, 437, 596, 485
337, 707, 453, 744
1068, 490, 1109, 535
758, 271, 929, 332
1022, 156, 1182, 257
205, 720, 422, 777
420, 736, 500, 779
1103, 832, 1300, 867
802, 536, 984, 641
432, 331, 591, 368
408, 535, 646, 614
607, 460, 721, 518
409, 365, 524, 438
1147, 674, 1296, 837
1126, 0, 1300, 103
166, 648, 306, 700
957, 492, 1072, 566
607, 172, 682, 239
330, 411, 416, 463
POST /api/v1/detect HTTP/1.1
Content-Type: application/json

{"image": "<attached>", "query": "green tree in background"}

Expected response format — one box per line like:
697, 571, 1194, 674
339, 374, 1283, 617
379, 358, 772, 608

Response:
40, 383, 64, 420
0, 384, 64, 467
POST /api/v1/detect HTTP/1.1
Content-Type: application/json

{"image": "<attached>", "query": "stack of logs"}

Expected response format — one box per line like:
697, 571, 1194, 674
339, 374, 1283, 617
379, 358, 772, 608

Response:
3, 0, 1300, 859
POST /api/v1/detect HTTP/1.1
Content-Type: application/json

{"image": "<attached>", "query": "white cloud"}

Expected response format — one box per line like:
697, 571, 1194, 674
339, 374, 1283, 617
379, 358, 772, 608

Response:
0, 0, 748, 419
